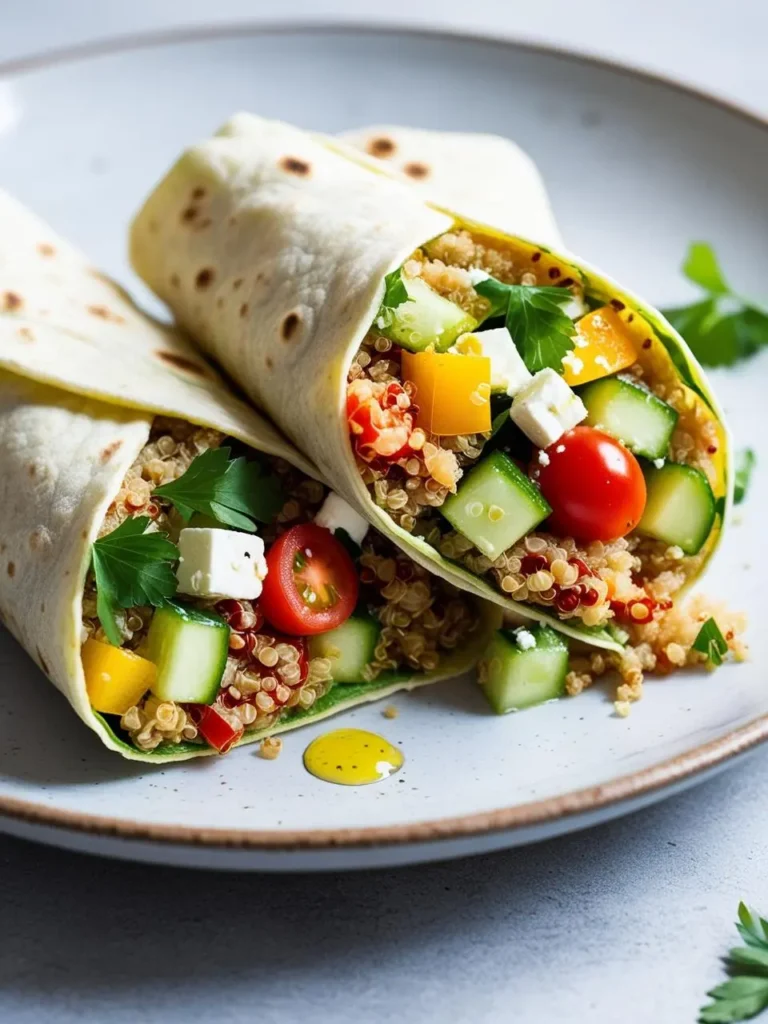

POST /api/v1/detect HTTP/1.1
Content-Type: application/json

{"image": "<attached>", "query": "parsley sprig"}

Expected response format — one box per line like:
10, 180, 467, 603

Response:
154, 447, 283, 533
475, 276, 576, 373
692, 617, 729, 667
380, 268, 410, 311
735, 449, 756, 506
91, 516, 178, 646
700, 903, 768, 1023
662, 243, 768, 367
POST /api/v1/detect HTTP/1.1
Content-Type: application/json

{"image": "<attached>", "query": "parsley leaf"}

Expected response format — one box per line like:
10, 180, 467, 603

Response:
692, 617, 729, 667
154, 447, 283, 533
475, 277, 575, 372
662, 242, 768, 367
700, 904, 768, 1023
381, 269, 411, 311
735, 448, 756, 506
91, 516, 178, 645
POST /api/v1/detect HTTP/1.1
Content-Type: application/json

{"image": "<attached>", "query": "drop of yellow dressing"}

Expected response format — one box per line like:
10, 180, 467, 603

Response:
303, 728, 404, 786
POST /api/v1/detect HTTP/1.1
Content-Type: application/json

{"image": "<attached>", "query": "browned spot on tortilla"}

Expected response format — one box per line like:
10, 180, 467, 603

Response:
216, 296, 224, 309
233, 278, 243, 290
404, 161, 429, 179
37, 648, 49, 675
367, 136, 396, 158
228, 216, 238, 227
181, 206, 198, 223
3, 291, 22, 311
27, 463, 36, 478
37, 242, 56, 257
265, 356, 274, 370
100, 440, 123, 463
0, 543, 6, 553
7, 562, 15, 578
548, 267, 562, 280
88, 304, 126, 324
195, 267, 215, 290
610, 299, 626, 312
279, 155, 310, 176
147, 219, 160, 235
531, 252, 542, 263
192, 186, 207, 200
281, 312, 300, 341
40, 601, 45, 614
29, 527, 51, 553
81, 530, 88, 540
170, 273, 181, 289
239, 303, 249, 318
156, 350, 207, 376
17, 327, 34, 342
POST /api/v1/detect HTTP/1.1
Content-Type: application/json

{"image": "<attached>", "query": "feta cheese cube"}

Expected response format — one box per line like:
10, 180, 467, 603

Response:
314, 491, 369, 546
454, 326, 532, 397
510, 368, 586, 448
515, 628, 537, 651
176, 528, 267, 600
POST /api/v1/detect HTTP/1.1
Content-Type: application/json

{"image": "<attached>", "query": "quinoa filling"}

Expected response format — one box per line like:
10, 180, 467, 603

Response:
82, 416, 480, 753
348, 228, 723, 631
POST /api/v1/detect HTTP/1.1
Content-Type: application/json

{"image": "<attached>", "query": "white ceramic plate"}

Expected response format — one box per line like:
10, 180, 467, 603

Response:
1, 24, 767, 871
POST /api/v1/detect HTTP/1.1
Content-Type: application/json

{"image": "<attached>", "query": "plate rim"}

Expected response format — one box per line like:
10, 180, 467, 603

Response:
0, 17, 766, 853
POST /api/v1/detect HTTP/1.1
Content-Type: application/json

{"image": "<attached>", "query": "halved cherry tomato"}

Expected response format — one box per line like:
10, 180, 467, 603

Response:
260, 523, 359, 635
533, 426, 646, 542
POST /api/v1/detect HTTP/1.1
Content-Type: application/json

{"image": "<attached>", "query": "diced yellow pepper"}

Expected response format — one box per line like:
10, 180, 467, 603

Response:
401, 351, 492, 436
82, 637, 157, 715
562, 306, 639, 386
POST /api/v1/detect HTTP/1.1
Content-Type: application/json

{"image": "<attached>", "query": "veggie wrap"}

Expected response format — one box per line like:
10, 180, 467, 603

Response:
0, 190, 498, 762
130, 114, 730, 658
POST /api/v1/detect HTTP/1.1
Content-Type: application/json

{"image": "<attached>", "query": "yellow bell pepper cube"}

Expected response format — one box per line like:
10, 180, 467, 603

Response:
401, 351, 492, 436
562, 306, 639, 387
82, 637, 157, 715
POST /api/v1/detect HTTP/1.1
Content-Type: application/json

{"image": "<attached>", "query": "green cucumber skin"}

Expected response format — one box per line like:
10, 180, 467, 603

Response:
308, 614, 382, 684
147, 602, 230, 704
638, 462, 716, 555
480, 626, 569, 714
441, 450, 550, 560
579, 377, 678, 460
379, 276, 477, 353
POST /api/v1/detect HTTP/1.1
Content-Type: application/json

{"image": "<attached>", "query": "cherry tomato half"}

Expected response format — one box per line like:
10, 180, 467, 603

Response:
533, 426, 647, 542
260, 523, 359, 635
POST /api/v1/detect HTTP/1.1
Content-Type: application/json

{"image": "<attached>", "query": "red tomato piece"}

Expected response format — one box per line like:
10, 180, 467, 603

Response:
260, 523, 359, 635
533, 426, 646, 542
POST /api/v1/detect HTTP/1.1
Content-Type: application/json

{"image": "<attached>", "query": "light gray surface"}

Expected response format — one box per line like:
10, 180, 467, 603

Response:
2, 1, 768, 1022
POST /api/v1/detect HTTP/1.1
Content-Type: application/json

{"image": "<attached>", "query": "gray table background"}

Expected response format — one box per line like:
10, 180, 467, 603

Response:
2, 2, 767, 1021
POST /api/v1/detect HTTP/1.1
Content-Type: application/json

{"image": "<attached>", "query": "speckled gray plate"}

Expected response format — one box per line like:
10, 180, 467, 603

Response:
0, 23, 766, 871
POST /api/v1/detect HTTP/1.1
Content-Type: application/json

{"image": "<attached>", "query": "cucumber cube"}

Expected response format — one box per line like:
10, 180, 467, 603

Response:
441, 450, 551, 560
637, 462, 716, 555
580, 376, 678, 460
308, 614, 381, 684
479, 626, 569, 713
147, 602, 230, 704
377, 275, 477, 353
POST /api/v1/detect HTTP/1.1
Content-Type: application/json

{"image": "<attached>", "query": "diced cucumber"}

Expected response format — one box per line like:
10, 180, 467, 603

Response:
146, 602, 230, 704
441, 450, 551, 560
638, 462, 716, 554
377, 276, 477, 352
308, 613, 381, 684
579, 376, 678, 459
479, 626, 569, 714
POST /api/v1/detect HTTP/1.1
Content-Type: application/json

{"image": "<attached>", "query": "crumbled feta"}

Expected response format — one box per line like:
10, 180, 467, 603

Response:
574, 334, 589, 349
555, 444, 566, 453
315, 491, 369, 546
653, 457, 666, 469
453, 326, 532, 397
466, 267, 490, 285
537, 450, 551, 466
595, 355, 611, 371
515, 628, 537, 651
176, 528, 267, 600
561, 350, 584, 376
560, 294, 589, 320
510, 368, 587, 448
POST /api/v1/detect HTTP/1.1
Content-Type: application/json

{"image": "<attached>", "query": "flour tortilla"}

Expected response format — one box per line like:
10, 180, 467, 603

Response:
0, 191, 499, 762
130, 114, 731, 653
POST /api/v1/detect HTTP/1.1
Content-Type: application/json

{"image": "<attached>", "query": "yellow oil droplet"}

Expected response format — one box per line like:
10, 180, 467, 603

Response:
303, 728, 404, 786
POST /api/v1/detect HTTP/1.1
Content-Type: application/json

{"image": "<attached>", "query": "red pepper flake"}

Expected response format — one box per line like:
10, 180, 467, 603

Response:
642, 339, 652, 350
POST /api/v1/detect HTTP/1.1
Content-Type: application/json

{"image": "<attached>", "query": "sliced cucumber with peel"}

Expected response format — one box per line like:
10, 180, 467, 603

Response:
147, 602, 229, 704
308, 613, 381, 684
479, 626, 569, 714
579, 376, 678, 460
441, 450, 551, 560
638, 462, 716, 555
377, 276, 477, 353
